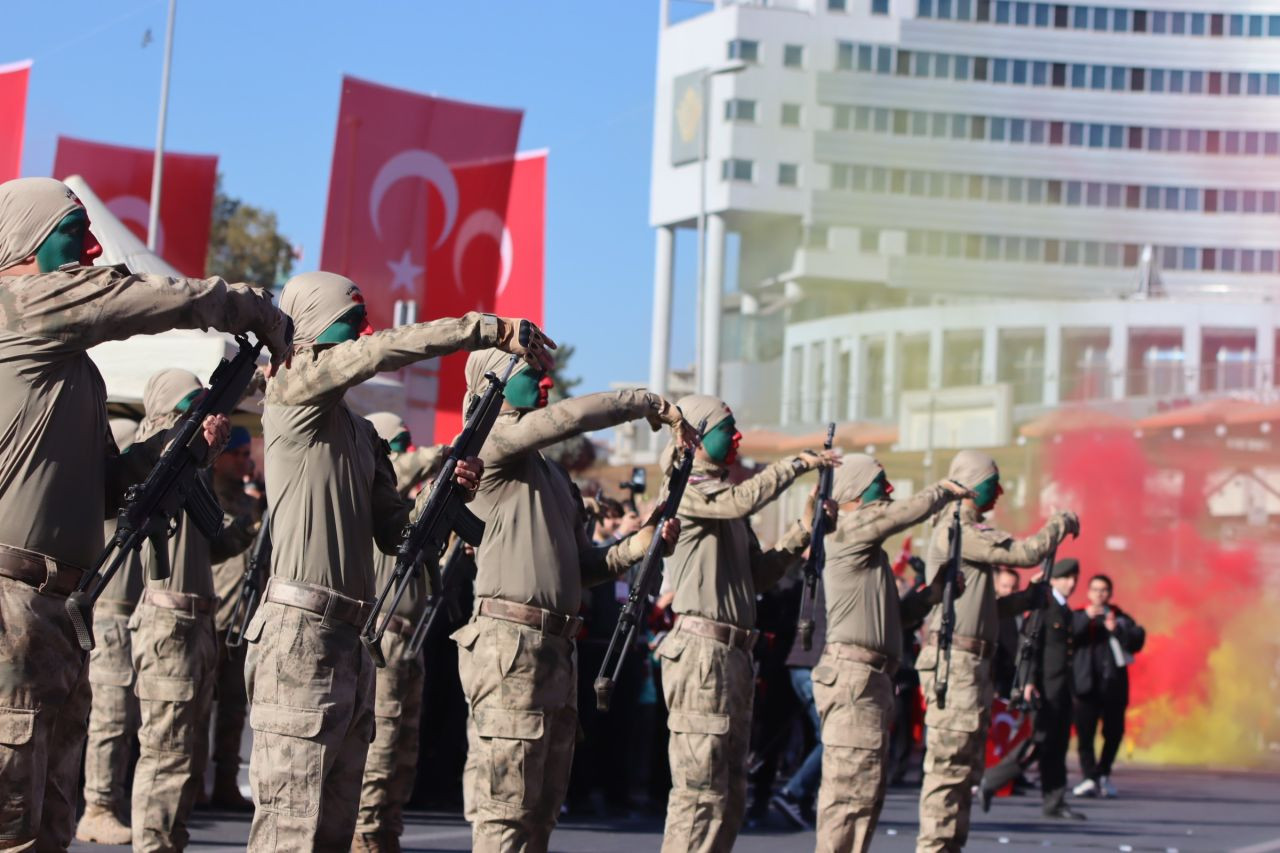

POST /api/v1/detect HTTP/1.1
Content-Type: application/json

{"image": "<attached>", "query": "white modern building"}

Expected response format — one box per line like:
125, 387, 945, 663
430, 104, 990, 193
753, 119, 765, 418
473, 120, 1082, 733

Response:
647, 0, 1280, 437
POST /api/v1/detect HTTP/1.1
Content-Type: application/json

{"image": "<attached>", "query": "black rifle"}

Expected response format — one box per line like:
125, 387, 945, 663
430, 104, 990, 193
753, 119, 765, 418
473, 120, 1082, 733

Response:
934, 501, 964, 709
66, 335, 265, 651
360, 355, 518, 668
404, 536, 471, 657
594, 417, 705, 712
1010, 543, 1058, 712
796, 421, 836, 651
226, 515, 271, 648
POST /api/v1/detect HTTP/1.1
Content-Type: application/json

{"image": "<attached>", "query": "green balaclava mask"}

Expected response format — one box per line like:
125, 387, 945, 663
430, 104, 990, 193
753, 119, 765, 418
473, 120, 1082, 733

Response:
34, 208, 95, 272
973, 473, 1001, 512
315, 305, 369, 345
503, 369, 545, 410
388, 430, 411, 453
174, 388, 202, 413
701, 415, 739, 464
860, 472, 894, 504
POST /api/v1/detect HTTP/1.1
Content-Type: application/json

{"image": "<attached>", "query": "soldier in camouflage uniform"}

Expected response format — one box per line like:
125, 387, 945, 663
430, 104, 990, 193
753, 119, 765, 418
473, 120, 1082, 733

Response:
354, 411, 443, 853
916, 450, 1078, 852
0, 177, 290, 850
657, 393, 838, 853
811, 454, 968, 853
130, 369, 259, 853
454, 347, 690, 853
246, 271, 550, 851
75, 418, 146, 846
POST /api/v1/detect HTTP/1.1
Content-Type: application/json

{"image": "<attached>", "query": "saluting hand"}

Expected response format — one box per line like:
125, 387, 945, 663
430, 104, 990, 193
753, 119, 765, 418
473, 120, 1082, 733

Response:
797, 448, 842, 471
497, 317, 557, 371
260, 313, 295, 379
941, 479, 976, 499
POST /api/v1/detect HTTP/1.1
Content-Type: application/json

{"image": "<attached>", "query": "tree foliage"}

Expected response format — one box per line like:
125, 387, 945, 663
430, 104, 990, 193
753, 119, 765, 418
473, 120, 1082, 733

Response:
205, 176, 294, 289
547, 342, 581, 402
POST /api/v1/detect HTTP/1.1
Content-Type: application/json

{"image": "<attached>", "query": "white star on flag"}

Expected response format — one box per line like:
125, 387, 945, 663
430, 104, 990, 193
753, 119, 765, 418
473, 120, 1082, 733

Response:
387, 249, 423, 296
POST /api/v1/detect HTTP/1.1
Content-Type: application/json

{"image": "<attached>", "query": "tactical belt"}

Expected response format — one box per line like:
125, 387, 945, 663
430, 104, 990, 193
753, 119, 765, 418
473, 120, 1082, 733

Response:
141, 588, 216, 615
265, 578, 371, 629
96, 598, 137, 618
674, 614, 759, 652
385, 614, 415, 638
0, 543, 85, 597
478, 598, 582, 639
925, 632, 993, 660
825, 642, 899, 677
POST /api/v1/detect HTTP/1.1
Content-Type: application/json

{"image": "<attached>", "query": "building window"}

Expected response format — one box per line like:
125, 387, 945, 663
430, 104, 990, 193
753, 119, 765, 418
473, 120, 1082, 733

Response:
728, 39, 759, 63
722, 158, 754, 182
784, 44, 804, 68
871, 0, 889, 13
829, 0, 847, 9
724, 98, 757, 122
837, 41, 856, 71
778, 163, 800, 186
781, 103, 803, 126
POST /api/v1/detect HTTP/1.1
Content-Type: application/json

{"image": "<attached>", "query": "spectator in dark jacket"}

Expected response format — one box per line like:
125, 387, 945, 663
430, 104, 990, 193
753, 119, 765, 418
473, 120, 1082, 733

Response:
1072, 573, 1145, 799
992, 566, 1022, 699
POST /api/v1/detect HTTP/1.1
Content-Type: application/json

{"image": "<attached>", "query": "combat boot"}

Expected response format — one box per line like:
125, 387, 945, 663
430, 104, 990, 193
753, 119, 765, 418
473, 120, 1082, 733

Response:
75, 802, 131, 845
352, 831, 402, 853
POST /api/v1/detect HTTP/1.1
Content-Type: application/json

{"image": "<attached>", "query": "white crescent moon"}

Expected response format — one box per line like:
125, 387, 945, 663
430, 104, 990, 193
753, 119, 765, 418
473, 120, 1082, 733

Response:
369, 149, 459, 249
106, 195, 164, 254
452, 208, 514, 296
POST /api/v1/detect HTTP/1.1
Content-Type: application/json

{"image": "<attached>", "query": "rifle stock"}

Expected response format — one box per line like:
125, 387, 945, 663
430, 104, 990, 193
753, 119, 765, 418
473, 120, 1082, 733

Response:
405, 536, 470, 657
1010, 543, 1058, 711
796, 422, 836, 651
227, 515, 271, 648
934, 501, 963, 709
66, 335, 264, 651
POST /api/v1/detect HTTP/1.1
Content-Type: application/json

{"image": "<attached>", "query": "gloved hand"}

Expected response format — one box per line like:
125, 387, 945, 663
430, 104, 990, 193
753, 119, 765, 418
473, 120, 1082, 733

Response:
496, 317, 557, 371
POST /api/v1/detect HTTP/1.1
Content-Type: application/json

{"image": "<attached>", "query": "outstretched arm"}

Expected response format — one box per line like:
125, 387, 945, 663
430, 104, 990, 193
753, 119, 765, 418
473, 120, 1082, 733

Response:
482, 389, 678, 466
836, 483, 957, 548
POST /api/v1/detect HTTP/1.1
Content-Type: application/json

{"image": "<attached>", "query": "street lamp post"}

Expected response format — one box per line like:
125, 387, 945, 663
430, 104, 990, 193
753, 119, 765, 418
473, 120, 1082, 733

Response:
147, 0, 177, 252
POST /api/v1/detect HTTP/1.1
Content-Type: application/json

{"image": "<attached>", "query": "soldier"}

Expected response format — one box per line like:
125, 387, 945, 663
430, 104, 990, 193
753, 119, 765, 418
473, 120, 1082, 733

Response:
75, 418, 146, 846
246, 271, 550, 850
808, 454, 969, 853
655, 394, 838, 853
201, 425, 262, 810
130, 369, 259, 852
0, 176, 289, 850
454, 347, 689, 852
916, 450, 1078, 853
354, 411, 444, 853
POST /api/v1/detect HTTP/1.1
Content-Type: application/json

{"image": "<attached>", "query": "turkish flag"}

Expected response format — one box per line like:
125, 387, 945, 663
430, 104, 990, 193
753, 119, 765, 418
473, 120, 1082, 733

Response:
319, 75, 522, 443
0, 61, 31, 182
495, 152, 546, 327
52, 136, 217, 277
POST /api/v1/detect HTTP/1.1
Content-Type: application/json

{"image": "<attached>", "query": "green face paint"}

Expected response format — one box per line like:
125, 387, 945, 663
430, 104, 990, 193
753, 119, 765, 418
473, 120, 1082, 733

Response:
174, 388, 202, 414
388, 431, 410, 453
35, 209, 91, 272
315, 306, 367, 344
973, 473, 1001, 511
503, 369, 544, 410
701, 416, 738, 464
860, 473, 892, 503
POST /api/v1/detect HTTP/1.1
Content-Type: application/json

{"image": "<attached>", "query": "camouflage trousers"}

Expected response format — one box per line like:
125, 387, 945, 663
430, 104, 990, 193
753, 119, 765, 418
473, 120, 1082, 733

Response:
657, 625, 755, 853
915, 646, 993, 853
129, 600, 217, 853
83, 605, 140, 812
356, 628, 425, 837
0, 574, 92, 850
191, 630, 249, 795
454, 612, 577, 853
244, 600, 375, 852
811, 651, 895, 853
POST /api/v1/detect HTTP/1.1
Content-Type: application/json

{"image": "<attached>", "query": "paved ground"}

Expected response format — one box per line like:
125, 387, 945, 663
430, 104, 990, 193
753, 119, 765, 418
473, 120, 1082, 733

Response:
71, 766, 1280, 852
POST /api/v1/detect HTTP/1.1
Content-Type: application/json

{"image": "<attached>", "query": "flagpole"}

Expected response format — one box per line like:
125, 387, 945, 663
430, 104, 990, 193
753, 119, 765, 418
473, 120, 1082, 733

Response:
147, 0, 177, 252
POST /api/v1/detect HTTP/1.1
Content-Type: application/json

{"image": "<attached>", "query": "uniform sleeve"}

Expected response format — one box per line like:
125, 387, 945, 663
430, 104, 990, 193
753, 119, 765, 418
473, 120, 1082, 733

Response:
208, 513, 256, 564
679, 458, 803, 521
838, 484, 953, 548
371, 447, 413, 556
266, 313, 501, 408
749, 520, 809, 592
1116, 612, 1146, 654
102, 431, 167, 518
962, 515, 1066, 569
899, 584, 938, 628
394, 445, 446, 496
579, 532, 650, 588
996, 586, 1039, 617
482, 389, 671, 466
6, 268, 283, 350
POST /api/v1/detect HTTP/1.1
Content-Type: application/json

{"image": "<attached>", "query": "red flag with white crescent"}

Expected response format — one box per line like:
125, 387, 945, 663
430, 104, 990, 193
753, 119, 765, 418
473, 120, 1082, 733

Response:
51, 136, 217, 277
318, 76, 521, 443
0, 60, 31, 183
494, 151, 546, 327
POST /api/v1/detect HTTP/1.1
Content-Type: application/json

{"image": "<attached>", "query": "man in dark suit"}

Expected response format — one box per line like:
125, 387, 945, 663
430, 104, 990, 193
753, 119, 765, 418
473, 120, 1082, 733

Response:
1072, 573, 1145, 799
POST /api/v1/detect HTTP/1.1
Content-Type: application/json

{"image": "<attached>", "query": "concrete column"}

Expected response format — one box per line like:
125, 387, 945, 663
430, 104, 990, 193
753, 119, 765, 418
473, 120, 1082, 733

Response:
928, 327, 944, 390
648, 226, 676, 396
824, 338, 838, 422
1043, 323, 1062, 406
1182, 322, 1202, 396
1255, 323, 1274, 390
981, 325, 999, 386
882, 332, 898, 421
699, 213, 728, 396
1109, 323, 1129, 400
843, 339, 859, 421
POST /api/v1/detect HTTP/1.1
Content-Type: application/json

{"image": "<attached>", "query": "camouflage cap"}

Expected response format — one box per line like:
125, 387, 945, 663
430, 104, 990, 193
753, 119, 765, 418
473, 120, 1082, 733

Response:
279, 271, 365, 347
109, 417, 138, 452
947, 449, 999, 490
832, 453, 883, 504
366, 411, 407, 443
136, 368, 202, 441
0, 177, 82, 270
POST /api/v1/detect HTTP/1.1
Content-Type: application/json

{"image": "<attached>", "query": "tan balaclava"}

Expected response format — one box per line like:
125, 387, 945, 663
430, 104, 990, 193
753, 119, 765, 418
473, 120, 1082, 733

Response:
109, 417, 138, 453
135, 368, 203, 442
367, 411, 407, 444
0, 177, 82, 270
946, 450, 998, 490
832, 453, 884, 505
659, 393, 731, 474
463, 347, 528, 415
278, 271, 366, 347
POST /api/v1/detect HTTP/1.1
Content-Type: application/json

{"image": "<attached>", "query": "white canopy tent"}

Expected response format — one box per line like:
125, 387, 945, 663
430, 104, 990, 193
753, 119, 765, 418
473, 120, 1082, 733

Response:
67, 175, 405, 416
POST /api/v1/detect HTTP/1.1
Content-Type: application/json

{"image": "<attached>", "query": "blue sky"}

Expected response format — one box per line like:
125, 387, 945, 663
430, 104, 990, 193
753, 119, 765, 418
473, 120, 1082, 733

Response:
7, 0, 702, 393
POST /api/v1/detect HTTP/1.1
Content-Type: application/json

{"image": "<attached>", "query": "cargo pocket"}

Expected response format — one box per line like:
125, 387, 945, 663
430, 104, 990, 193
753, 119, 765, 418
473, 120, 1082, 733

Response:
925, 705, 982, 734
655, 632, 687, 662
249, 703, 324, 818
474, 707, 545, 807
89, 666, 135, 689
0, 707, 36, 843
822, 706, 884, 750
0, 707, 35, 746
243, 609, 267, 645
667, 710, 730, 790
136, 675, 196, 752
